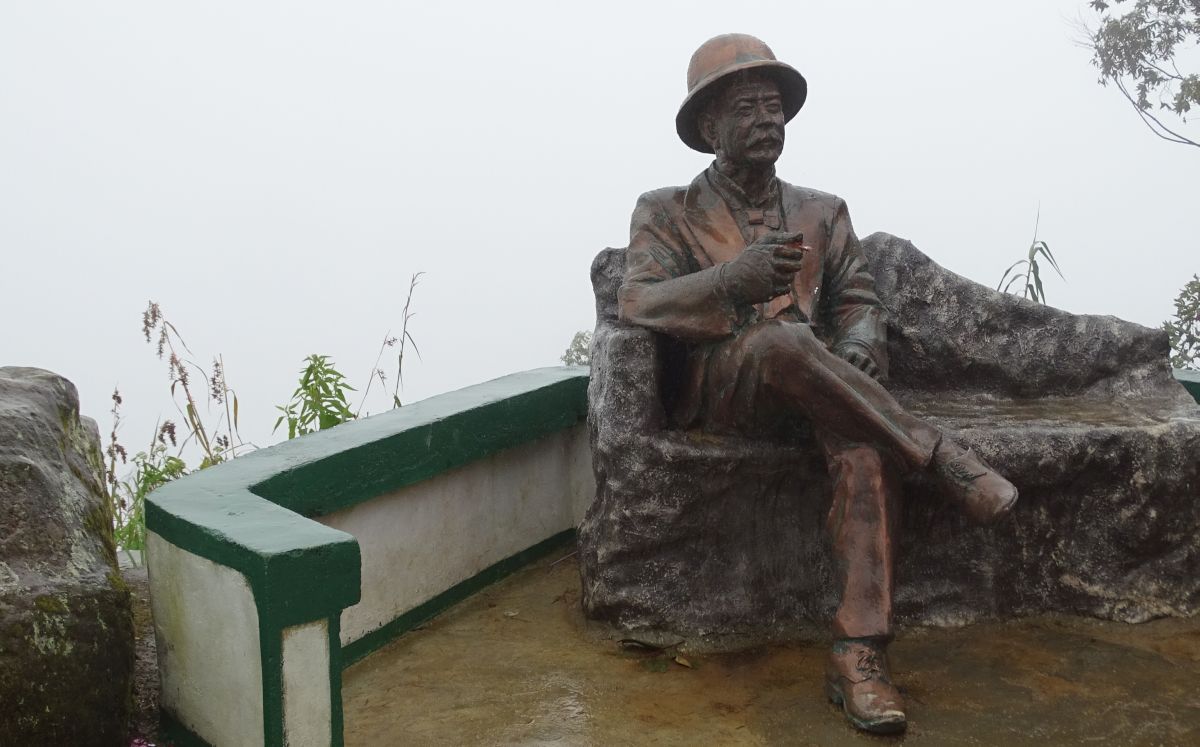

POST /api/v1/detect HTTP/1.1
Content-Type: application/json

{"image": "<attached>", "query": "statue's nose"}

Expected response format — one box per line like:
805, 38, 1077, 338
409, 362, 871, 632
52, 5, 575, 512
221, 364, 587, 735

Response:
754, 112, 782, 129
753, 104, 783, 124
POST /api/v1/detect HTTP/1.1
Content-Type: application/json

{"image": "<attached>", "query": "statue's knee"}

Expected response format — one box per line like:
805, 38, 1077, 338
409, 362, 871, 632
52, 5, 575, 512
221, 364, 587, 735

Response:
744, 321, 819, 367
829, 446, 887, 492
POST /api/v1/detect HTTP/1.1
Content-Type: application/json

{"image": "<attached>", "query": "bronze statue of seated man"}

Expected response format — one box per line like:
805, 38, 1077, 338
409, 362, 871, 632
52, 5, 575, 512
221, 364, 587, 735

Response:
617, 33, 1019, 734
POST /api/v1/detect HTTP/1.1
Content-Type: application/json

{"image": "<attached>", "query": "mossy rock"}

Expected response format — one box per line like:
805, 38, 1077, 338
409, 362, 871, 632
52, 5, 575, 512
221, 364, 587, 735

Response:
0, 367, 134, 745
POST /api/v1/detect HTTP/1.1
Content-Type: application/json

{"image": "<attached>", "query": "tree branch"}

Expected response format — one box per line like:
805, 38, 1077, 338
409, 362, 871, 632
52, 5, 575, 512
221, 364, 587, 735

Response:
1115, 77, 1200, 147
1144, 59, 1186, 82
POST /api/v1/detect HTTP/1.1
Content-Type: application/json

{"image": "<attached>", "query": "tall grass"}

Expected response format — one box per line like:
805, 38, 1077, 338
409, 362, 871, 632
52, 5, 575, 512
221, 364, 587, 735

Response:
997, 210, 1065, 305
106, 273, 423, 554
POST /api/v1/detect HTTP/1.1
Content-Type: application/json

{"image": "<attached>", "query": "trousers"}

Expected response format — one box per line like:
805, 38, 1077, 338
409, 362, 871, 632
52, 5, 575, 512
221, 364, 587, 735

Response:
696, 319, 943, 640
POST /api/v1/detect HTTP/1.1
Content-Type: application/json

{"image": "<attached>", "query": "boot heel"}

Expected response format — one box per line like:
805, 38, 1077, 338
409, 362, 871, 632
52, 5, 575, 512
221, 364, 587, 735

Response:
824, 679, 843, 705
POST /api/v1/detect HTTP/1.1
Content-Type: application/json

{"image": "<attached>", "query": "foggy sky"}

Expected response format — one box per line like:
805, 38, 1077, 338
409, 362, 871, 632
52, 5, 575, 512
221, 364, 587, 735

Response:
2, 1, 1196, 464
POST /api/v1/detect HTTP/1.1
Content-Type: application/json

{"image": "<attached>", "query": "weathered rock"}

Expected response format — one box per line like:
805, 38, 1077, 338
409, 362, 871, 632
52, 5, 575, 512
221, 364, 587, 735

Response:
0, 367, 134, 745
579, 235, 1200, 650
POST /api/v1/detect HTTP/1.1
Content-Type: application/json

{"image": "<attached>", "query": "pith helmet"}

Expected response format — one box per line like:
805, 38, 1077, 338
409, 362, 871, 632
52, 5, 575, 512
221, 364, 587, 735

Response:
675, 33, 808, 153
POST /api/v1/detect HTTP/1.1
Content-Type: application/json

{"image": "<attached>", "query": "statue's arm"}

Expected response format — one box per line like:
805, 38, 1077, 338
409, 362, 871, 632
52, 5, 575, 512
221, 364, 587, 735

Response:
617, 194, 742, 341
823, 200, 889, 377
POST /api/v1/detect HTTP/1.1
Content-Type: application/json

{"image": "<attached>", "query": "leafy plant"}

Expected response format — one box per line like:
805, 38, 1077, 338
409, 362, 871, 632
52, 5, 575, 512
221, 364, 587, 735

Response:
1164, 274, 1200, 369
104, 391, 186, 562
998, 212, 1065, 304
274, 354, 357, 439
1087, 0, 1200, 148
561, 330, 592, 366
114, 440, 187, 556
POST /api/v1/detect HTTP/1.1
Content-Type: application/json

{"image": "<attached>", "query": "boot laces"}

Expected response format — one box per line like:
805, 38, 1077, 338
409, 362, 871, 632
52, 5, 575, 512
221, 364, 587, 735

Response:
855, 648, 884, 679
946, 449, 987, 482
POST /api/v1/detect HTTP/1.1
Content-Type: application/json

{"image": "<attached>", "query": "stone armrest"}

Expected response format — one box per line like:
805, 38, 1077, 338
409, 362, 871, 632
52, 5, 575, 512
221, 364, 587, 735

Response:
588, 322, 666, 441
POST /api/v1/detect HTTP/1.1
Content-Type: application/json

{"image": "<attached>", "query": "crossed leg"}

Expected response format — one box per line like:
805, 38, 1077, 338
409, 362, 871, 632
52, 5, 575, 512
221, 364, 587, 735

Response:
701, 318, 941, 471
697, 319, 1007, 733
700, 319, 1015, 523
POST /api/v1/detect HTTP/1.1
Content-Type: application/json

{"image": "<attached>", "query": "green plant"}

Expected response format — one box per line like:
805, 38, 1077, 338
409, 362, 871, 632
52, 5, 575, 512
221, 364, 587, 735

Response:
104, 391, 186, 561
274, 354, 357, 439
103, 388, 130, 553
561, 330, 592, 366
998, 212, 1065, 304
114, 283, 423, 549
114, 438, 187, 555
99, 302, 246, 554
1164, 274, 1200, 369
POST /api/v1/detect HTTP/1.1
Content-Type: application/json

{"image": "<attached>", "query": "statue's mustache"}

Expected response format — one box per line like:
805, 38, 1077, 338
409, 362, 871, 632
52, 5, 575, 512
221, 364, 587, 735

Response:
749, 133, 783, 146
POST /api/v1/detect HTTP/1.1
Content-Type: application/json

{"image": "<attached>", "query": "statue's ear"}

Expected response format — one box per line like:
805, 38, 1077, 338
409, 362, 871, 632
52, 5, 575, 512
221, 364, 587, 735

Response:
698, 112, 718, 151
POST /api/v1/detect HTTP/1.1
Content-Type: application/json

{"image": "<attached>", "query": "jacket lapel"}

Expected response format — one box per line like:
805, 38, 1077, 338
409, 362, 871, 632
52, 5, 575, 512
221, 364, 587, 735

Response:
778, 178, 822, 321
673, 172, 822, 323
681, 171, 744, 268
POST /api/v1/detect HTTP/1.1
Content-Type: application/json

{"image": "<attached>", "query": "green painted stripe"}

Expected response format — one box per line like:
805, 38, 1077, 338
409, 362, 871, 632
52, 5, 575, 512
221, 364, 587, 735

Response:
254, 369, 589, 516
260, 617, 285, 746
1176, 369, 1200, 404
328, 615, 346, 747
342, 530, 576, 668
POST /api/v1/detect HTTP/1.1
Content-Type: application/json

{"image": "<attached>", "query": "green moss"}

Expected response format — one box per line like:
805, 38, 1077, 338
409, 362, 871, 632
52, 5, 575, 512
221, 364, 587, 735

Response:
82, 504, 104, 535
85, 502, 120, 568
58, 404, 74, 436
33, 595, 68, 615
106, 570, 129, 596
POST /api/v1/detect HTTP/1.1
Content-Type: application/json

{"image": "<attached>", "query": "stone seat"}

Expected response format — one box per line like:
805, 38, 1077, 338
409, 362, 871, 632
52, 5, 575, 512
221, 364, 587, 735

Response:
578, 232, 1200, 650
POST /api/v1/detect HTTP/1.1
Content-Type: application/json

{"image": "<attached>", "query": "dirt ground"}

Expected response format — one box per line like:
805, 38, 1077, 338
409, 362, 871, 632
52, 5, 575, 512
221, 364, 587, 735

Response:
123, 564, 161, 745
343, 549, 1200, 746
124, 547, 1200, 745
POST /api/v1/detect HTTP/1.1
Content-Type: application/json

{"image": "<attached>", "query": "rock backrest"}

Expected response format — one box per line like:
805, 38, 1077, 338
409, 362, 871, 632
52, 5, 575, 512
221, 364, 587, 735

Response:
861, 233, 1183, 400
591, 235, 1187, 404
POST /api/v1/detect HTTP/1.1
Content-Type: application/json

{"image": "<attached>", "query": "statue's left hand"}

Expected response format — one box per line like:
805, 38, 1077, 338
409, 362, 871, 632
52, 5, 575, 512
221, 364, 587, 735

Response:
837, 346, 880, 379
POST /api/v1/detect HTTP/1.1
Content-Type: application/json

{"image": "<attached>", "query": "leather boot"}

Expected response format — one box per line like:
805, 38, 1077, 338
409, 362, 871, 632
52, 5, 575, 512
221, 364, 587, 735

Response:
825, 638, 906, 734
932, 441, 1017, 524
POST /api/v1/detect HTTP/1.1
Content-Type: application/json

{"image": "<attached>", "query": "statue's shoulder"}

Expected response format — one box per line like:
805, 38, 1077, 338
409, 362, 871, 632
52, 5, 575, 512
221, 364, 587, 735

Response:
634, 185, 689, 212
778, 180, 846, 211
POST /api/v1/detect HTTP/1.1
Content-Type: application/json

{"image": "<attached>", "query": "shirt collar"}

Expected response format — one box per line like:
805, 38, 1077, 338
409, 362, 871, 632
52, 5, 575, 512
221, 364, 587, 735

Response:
705, 162, 779, 210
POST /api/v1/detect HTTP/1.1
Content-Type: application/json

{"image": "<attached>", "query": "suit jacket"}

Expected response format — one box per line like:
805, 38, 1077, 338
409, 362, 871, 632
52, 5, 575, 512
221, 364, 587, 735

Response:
617, 167, 888, 426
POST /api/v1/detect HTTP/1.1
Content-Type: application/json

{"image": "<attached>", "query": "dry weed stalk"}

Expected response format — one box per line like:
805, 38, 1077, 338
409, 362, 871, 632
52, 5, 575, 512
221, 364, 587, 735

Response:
141, 301, 250, 467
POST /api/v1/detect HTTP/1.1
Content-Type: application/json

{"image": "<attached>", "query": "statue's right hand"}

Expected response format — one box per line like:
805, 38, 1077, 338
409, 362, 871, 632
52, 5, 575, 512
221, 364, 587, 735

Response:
721, 231, 808, 305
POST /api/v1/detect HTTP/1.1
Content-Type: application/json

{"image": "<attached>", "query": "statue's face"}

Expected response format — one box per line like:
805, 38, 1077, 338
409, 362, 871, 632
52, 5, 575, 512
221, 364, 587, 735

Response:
702, 75, 786, 166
